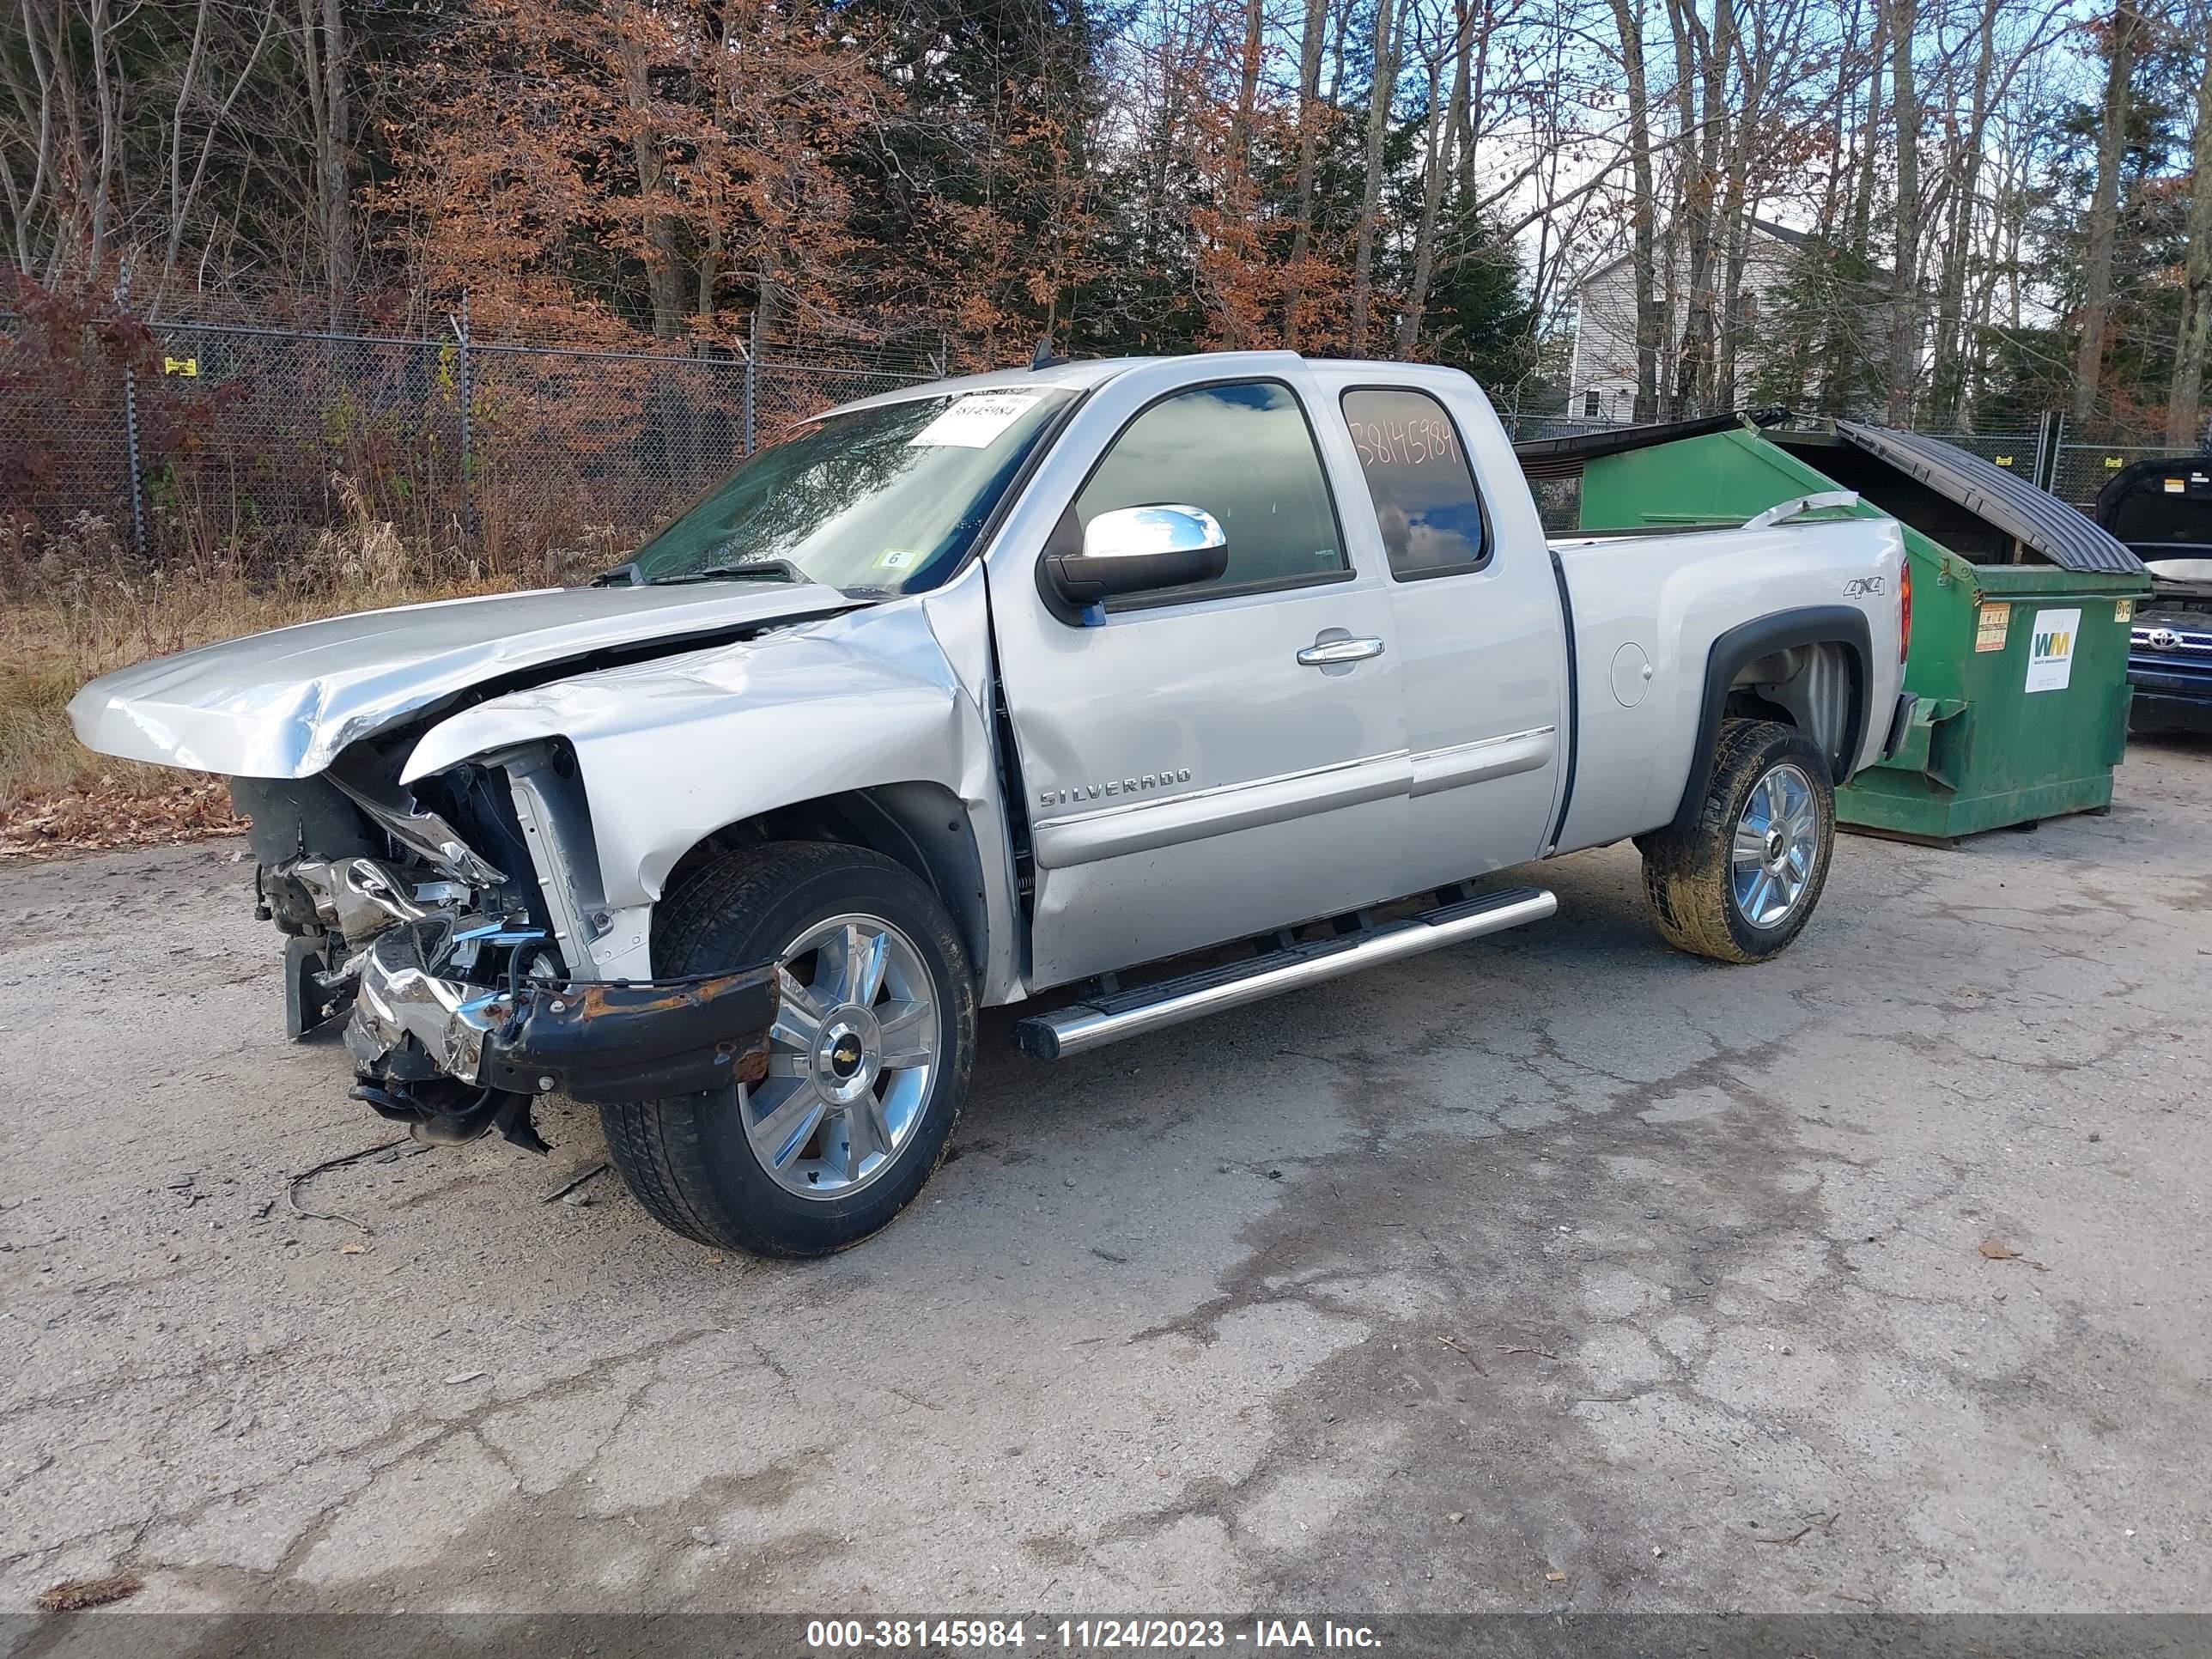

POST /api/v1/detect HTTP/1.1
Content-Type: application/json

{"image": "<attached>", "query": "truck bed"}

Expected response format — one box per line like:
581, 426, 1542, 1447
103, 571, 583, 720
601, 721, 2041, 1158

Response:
1547, 516, 1906, 854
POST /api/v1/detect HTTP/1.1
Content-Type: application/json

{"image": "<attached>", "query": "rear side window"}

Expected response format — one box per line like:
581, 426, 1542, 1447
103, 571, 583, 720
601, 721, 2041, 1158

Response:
1074, 380, 1348, 602
1341, 387, 1490, 580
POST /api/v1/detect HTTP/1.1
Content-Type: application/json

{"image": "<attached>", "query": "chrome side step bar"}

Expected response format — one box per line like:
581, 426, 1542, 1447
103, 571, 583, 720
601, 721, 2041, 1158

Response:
1012, 885, 1557, 1060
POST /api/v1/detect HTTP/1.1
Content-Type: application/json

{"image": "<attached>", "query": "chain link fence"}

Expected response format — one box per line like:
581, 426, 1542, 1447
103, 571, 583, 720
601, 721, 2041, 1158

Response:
1, 313, 934, 581
6, 310, 2196, 576
2049, 442, 2185, 511
1906, 427, 2046, 479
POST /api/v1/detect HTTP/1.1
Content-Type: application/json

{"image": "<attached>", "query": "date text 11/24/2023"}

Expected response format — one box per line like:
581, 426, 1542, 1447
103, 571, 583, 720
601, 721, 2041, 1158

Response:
804, 1619, 1385, 1650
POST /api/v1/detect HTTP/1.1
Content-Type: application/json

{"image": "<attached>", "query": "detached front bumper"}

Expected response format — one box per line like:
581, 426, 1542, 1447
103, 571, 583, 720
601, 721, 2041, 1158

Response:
346, 915, 778, 1119
477, 972, 781, 1103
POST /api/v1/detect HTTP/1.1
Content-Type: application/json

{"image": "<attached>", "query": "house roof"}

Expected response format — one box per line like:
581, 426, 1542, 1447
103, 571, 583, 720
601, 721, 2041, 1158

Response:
1749, 216, 1812, 249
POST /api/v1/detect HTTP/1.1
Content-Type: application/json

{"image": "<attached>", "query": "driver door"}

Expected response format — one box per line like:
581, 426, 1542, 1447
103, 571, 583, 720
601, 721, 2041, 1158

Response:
988, 366, 1409, 992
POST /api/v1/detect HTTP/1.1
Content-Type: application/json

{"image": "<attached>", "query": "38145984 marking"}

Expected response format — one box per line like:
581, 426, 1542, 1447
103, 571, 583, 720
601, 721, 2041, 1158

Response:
805, 1618, 1235, 1649
803, 1619, 1387, 1650
806, 1618, 1041, 1648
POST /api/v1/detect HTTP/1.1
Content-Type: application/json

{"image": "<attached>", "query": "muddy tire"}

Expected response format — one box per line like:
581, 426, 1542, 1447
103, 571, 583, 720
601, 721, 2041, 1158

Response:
1638, 719, 1835, 965
600, 842, 975, 1258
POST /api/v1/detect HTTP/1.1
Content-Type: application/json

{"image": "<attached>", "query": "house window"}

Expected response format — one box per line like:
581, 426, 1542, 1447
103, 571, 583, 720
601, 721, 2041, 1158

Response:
1583, 391, 1601, 419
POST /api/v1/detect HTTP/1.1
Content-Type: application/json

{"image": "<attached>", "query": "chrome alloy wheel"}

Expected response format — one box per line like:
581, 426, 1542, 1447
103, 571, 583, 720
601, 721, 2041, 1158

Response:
742, 914, 940, 1200
1729, 762, 1820, 930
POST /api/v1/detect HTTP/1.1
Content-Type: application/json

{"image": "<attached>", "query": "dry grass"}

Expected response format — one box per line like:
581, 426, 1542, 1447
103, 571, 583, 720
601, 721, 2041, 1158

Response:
1, 501, 523, 860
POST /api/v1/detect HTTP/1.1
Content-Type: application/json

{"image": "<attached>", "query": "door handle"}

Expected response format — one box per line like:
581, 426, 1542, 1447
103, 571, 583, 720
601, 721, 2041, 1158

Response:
1297, 635, 1387, 667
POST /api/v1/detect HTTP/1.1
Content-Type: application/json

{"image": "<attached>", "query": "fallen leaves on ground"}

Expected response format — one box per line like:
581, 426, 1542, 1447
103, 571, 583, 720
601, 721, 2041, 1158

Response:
1, 776, 243, 861
36, 1574, 143, 1612
1979, 1237, 2050, 1272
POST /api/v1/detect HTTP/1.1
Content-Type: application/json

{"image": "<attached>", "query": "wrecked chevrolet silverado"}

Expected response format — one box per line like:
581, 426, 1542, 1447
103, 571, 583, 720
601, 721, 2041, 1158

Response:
72, 351, 1906, 1257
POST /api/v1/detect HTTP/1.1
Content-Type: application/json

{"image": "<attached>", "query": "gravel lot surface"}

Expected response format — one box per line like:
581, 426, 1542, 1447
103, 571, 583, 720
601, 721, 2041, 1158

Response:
3, 741, 2207, 1623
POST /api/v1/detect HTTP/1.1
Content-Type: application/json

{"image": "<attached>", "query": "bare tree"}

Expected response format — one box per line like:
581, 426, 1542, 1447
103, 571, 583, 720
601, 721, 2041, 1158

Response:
623, 28, 684, 340
2167, 10, 2212, 449
1606, 0, 1664, 419
161, 0, 280, 301
2071, 1, 2143, 428
1349, 0, 1406, 351
1231, 0, 1265, 180
1400, 0, 1467, 349
1884, 0, 1919, 424
294, 0, 355, 321
1282, 0, 1330, 345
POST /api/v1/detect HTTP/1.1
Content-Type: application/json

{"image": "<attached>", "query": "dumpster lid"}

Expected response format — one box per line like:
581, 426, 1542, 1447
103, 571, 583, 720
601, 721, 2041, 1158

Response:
1834, 422, 2145, 575
1514, 412, 1755, 480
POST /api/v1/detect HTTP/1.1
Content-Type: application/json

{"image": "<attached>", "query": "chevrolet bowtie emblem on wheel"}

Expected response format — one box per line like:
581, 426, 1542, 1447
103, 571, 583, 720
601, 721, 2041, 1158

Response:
2147, 628, 2180, 651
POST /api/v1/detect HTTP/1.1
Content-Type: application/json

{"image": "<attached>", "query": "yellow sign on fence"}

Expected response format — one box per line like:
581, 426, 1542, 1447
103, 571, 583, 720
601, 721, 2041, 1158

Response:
163, 356, 198, 377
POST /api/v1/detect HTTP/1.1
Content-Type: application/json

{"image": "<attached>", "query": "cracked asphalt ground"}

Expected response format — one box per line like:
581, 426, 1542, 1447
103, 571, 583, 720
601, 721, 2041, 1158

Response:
2, 741, 2209, 1624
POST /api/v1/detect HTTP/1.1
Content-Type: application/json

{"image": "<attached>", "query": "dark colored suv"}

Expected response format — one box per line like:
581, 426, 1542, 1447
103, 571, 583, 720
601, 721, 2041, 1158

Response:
2100, 457, 2212, 734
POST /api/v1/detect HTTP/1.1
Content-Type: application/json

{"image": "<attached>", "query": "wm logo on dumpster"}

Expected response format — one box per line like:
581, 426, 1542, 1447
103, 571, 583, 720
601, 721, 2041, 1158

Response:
2025, 607, 2081, 694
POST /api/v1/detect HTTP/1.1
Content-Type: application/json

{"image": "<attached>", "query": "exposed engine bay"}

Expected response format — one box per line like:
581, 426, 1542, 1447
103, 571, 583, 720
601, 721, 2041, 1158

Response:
235, 734, 776, 1156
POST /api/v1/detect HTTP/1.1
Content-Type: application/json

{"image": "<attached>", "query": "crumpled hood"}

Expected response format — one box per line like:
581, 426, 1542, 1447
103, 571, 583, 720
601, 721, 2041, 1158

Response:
68, 582, 854, 780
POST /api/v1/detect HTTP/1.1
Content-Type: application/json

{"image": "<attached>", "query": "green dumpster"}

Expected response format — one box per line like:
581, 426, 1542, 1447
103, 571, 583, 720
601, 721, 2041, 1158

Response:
1571, 421, 2151, 843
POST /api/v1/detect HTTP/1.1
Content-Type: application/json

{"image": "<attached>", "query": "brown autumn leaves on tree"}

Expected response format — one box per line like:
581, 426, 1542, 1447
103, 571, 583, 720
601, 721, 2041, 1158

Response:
386, 0, 1372, 362
3, 0, 2209, 434
395, 0, 879, 347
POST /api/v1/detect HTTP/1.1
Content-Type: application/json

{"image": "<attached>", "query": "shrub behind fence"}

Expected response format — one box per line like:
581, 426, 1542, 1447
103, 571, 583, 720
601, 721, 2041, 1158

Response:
1, 314, 935, 584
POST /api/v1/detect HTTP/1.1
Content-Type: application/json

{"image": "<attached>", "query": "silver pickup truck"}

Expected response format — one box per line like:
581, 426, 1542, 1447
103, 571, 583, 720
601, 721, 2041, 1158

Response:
73, 352, 1907, 1256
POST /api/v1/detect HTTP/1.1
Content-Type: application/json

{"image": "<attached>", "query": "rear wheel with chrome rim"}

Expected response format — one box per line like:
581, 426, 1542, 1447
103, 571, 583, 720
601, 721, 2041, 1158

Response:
1638, 718, 1836, 965
601, 842, 975, 1257
1729, 761, 1820, 930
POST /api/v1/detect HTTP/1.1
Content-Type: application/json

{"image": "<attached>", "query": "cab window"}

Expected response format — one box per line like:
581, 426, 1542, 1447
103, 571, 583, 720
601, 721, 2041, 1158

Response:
1340, 387, 1490, 580
1074, 380, 1348, 604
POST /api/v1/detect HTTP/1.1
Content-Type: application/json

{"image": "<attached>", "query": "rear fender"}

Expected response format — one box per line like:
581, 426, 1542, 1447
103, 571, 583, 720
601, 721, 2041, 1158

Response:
1668, 606, 1872, 835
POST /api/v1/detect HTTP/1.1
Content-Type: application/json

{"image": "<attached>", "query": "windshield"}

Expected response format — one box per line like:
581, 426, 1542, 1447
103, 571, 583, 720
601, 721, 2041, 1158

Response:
623, 388, 1073, 593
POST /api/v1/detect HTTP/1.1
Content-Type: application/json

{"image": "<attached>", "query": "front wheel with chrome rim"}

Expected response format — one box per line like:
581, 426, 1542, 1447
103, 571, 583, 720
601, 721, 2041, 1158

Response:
600, 842, 975, 1258
1638, 718, 1837, 965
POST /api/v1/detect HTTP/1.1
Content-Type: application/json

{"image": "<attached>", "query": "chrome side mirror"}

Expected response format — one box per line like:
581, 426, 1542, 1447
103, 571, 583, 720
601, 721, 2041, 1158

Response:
1044, 504, 1230, 614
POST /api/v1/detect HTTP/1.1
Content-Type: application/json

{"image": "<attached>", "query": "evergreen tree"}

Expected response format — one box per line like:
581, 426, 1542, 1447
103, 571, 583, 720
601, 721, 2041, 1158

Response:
1747, 235, 1887, 419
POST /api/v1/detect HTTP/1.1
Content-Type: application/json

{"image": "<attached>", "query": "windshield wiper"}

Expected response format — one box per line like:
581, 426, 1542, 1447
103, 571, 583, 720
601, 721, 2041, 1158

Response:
642, 559, 808, 587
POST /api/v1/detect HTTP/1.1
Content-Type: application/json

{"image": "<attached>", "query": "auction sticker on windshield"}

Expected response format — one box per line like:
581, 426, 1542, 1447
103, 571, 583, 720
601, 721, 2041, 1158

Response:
910, 393, 1044, 447
2024, 607, 2081, 693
